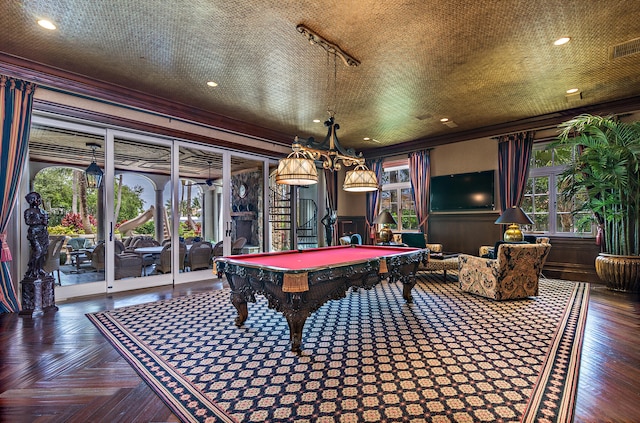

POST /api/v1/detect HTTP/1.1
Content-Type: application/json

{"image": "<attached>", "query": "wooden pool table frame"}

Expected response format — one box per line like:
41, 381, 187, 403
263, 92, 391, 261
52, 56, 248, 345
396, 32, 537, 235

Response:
215, 245, 427, 353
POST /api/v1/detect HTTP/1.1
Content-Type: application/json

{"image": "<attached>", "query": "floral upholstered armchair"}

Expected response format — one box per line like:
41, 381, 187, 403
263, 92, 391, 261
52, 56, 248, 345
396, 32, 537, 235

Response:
459, 243, 551, 300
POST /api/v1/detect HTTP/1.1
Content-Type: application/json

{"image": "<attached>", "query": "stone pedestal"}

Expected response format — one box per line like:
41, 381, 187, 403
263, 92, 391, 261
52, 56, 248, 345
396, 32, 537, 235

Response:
20, 275, 58, 317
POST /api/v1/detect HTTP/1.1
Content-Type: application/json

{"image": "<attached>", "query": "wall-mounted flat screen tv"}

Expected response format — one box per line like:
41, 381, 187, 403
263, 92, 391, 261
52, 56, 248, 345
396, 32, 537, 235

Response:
430, 170, 495, 211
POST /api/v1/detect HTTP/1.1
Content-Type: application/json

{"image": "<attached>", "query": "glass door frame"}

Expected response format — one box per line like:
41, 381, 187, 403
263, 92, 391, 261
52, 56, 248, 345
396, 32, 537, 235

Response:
29, 114, 109, 300
172, 141, 272, 285
106, 129, 174, 293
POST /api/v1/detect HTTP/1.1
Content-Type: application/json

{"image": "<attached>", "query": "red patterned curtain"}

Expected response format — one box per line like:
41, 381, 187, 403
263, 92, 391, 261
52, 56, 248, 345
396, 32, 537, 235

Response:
1, 75, 38, 313
497, 131, 535, 211
365, 158, 383, 244
408, 150, 431, 234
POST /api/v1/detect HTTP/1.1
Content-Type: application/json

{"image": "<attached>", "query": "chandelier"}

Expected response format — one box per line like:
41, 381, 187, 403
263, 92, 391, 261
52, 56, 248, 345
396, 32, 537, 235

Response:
275, 25, 378, 192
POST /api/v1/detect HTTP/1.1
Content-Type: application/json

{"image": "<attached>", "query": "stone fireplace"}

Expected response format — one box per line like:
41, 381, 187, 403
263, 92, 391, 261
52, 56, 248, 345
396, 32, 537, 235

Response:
231, 211, 257, 245
235, 219, 253, 243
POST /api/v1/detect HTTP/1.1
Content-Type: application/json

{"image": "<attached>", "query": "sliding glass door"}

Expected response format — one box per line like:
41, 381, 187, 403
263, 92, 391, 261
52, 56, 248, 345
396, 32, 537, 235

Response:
28, 117, 108, 299
174, 145, 270, 284
229, 153, 268, 255
26, 114, 273, 298
108, 132, 174, 292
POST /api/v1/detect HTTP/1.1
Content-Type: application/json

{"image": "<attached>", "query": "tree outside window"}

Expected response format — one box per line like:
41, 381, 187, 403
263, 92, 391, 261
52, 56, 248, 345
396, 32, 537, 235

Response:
524, 143, 595, 235
379, 165, 418, 232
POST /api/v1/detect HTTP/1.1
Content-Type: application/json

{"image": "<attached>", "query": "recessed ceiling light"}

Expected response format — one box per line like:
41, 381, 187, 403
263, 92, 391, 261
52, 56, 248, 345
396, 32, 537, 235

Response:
440, 118, 449, 122
313, 119, 321, 123
37, 19, 56, 30
566, 88, 579, 94
554, 37, 571, 46
206, 81, 218, 87
363, 137, 370, 141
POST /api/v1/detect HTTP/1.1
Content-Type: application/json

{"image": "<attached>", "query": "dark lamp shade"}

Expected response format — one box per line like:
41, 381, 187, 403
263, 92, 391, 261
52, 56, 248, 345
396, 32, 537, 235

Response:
495, 206, 534, 225
374, 211, 397, 225
495, 206, 533, 242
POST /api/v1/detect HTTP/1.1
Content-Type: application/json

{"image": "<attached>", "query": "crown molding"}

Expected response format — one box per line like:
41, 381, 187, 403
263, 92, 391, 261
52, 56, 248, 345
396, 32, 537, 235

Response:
0, 53, 293, 147
364, 96, 640, 158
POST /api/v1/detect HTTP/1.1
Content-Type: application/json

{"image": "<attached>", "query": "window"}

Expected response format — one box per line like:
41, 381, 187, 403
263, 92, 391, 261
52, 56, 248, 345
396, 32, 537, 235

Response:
523, 142, 595, 236
379, 164, 418, 232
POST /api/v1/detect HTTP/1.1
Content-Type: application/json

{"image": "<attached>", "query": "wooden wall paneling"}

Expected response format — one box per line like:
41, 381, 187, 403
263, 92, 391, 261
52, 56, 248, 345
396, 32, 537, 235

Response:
338, 216, 367, 244
428, 212, 601, 283
543, 236, 600, 283
428, 212, 502, 254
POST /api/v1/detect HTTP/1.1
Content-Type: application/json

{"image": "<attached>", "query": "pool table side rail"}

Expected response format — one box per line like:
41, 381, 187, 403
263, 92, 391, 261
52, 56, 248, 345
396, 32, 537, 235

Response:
214, 246, 422, 273
215, 247, 428, 293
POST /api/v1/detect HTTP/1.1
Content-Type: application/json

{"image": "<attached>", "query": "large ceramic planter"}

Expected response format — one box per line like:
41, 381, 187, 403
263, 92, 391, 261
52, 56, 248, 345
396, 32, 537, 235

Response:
595, 253, 640, 293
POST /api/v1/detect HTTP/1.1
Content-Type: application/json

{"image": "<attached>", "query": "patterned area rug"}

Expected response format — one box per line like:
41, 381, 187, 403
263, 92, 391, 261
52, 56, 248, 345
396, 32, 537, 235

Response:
87, 274, 588, 423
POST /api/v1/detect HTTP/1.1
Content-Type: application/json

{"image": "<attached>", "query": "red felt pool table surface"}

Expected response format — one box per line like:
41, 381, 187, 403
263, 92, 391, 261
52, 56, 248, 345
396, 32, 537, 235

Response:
223, 244, 417, 271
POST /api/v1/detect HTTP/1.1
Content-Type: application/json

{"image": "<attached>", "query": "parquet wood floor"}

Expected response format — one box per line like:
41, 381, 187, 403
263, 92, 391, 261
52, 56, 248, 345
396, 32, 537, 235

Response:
0, 277, 638, 422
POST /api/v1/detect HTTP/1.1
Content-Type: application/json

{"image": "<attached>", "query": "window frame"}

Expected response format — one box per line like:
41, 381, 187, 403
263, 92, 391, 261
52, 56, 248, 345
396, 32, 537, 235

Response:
525, 141, 596, 237
379, 163, 418, 233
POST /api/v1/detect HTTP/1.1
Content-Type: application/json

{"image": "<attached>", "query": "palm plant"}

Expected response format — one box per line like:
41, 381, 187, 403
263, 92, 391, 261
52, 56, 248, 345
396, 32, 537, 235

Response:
554, 114, 640, 256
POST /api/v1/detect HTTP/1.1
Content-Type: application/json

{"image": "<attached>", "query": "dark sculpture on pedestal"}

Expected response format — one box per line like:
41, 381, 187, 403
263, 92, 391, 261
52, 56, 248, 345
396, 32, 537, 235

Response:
20, 191, 57, 317
321, 208, 337, 246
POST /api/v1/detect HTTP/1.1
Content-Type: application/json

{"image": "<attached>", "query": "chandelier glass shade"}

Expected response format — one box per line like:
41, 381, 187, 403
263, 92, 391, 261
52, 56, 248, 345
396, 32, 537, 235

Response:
275, 147, 319, 186
343, 164, 378, 192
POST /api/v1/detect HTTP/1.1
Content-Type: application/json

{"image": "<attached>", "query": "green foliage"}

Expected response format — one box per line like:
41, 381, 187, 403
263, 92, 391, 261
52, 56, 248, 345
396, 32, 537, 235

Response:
34, 167, 74, 225
136, 220, 155, 235
48, 225, 75, 235
116, 185, 146, 221
553, 114, 640, 255
179, 221, 201, 238
34, 167, 146, 226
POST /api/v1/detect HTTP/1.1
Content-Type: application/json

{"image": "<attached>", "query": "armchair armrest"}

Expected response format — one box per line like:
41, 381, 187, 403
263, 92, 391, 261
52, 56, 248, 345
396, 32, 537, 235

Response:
458, 254, 500, 281
459, 253, 498, 268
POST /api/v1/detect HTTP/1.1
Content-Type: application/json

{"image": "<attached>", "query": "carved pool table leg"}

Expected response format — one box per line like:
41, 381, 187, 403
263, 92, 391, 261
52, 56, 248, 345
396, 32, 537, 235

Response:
402, 278, 416, 303
286, 315, 307, 354
231, 292, 248, 327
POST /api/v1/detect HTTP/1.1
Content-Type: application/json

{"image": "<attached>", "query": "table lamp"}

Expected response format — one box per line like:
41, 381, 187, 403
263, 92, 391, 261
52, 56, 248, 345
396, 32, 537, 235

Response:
373, 211, 397, 243
495, 206, 534, 242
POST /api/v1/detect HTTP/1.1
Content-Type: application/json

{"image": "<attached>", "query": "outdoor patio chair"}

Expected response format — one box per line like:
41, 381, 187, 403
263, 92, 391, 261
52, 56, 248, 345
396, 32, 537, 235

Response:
231, 237, 247, 255
43, 235, 66, 285
186, 241, 213, 271
156, 242, 187, 274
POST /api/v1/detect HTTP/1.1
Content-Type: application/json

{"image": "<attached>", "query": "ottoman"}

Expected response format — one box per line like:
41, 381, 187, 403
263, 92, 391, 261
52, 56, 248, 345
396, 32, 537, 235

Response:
423, 254, 459, 281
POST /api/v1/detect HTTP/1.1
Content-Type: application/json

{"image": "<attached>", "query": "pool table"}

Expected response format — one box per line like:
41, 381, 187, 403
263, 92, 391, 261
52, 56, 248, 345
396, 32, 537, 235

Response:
215, 244, 427, 353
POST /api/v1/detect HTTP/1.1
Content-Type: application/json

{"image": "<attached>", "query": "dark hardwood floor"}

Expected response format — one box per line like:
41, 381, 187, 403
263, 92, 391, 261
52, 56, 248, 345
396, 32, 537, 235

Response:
1, 277, 638, 422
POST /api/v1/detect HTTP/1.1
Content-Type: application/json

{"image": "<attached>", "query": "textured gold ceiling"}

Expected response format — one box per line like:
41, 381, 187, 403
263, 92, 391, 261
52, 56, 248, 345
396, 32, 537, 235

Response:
2, 0, 640, 153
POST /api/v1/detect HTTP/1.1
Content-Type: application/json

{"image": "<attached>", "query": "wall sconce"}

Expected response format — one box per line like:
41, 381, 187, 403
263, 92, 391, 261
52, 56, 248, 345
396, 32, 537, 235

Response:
85, 142, 103, 189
